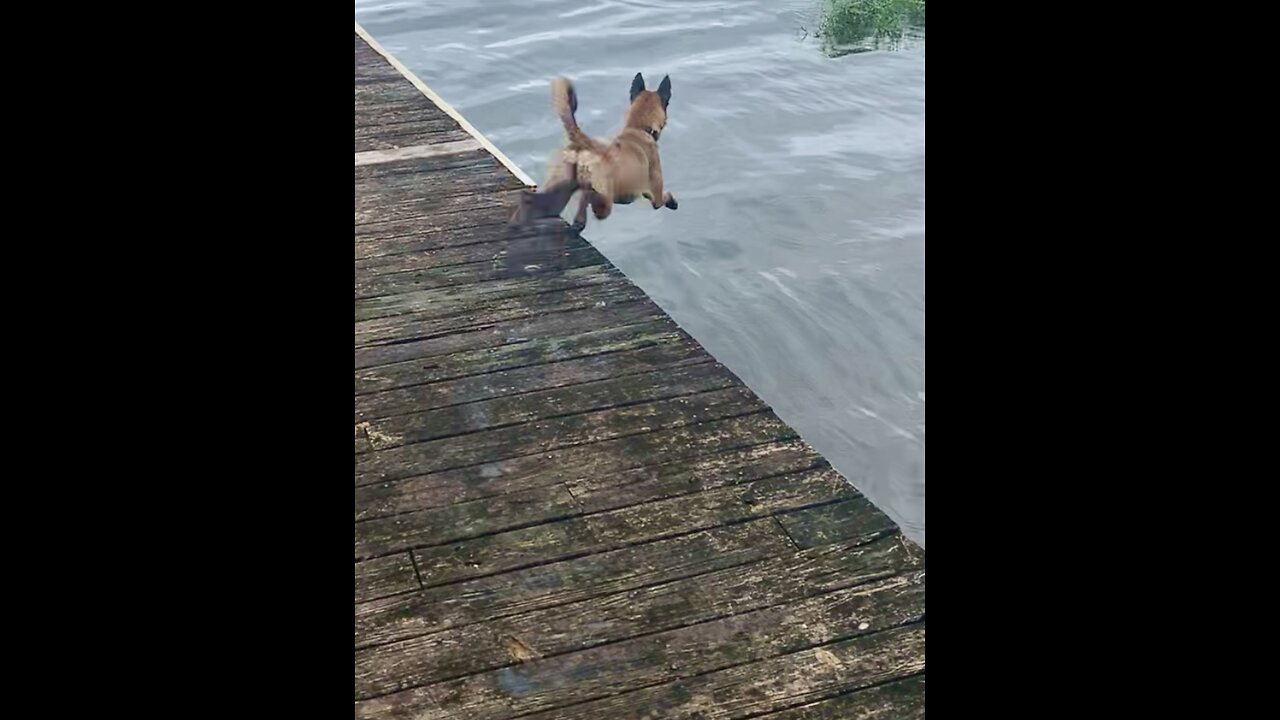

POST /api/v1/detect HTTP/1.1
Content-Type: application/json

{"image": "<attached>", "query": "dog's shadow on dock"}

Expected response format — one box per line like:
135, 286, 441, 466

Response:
494, 221, 577, 279
494, 178, 588, 280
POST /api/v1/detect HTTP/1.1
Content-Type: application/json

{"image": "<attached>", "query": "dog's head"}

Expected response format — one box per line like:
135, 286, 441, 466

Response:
625, 72, 671, 141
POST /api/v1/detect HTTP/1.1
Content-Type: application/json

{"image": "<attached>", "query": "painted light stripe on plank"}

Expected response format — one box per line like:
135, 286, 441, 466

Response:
355, 139, 484, 167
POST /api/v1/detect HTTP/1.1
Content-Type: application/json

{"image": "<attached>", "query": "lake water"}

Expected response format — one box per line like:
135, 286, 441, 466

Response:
355, 0, 926, 546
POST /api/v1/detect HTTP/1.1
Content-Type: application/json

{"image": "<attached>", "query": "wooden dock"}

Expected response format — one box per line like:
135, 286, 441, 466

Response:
354, 26, 925, 719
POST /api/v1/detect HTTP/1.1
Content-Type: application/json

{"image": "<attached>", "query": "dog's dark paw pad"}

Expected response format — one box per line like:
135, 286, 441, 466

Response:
665, 197, 678, 210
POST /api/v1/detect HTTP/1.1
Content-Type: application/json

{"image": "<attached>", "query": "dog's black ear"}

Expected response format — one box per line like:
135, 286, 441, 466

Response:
630, 72, 646, 102
657, 75, 671, 108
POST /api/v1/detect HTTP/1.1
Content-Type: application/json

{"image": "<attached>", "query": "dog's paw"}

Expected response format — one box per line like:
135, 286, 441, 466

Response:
569, 220, 586, 233
664, 194, 678, 210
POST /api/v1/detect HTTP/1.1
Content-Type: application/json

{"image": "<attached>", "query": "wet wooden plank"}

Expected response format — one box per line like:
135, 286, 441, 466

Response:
356, 128, 472, 153
353, 298, 660, 371
561, 438, 826, 513
353, 317, 681, 394
356, 335, 701, 426
356, 235, 572, 278
355, 207, 513, 245
354, 411, 799, 513
355, 519, 793, 649
754, 675, 925, 720
401, 468, 860, 583
355, 165, 526, 213
778, 497, 919, 550
358, 576, 925, 718
355, 534, 917, 697
353, 266, 627, 322
354, 245, 607, 299
356, 436, 823, 534
355, 184, 523, 226
502, 622, 928, 720
355, 219, 511, 258
356, 362, 736, 455
354, 341, 710, 425
354, 45, 401, 83
355, 553, 419, 603
356, 103, 454, 130
354, 76, 436, 108
354, 148, 502, 181
354, 386, 767, 486
353, 280, 648, 346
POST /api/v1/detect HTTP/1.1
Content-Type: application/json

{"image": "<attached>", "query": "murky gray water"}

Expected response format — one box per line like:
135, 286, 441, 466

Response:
356, 0, 925, 546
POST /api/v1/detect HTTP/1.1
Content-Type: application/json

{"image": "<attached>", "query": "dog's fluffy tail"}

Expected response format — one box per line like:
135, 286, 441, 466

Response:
551, 77, 609, 154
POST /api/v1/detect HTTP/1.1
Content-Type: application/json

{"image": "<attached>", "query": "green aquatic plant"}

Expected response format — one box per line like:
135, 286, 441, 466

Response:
819, 0, 925, 56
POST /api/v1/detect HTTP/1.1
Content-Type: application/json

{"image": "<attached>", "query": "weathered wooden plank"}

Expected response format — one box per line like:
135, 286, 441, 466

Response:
356, 104, 455, 130
754, 675, 925, 720
355, 411, 798, 511
502, 622, 928, 720
355, 67, 405, 85
356, 128, 472, 153
354, 149, 501, 181
355, 51, 401, 83
355, 184, 522, 226
356, 554, 419, 603
356, 437, 823, 557
354, 152, 512, 190
354, 318, 679, 394
355, 420, 793, 520
354, 280, 650, 348
356, 362, 734, 456
353, 296, 658, 370
355, 92, 447, 114
354, 77, 437, 109
355, 234, 559, 278
354, 120, 471, 151
355, 519, 792, 650
355, 245, 606, 300
353, 264, 625, 321
358, 482, 577, 557
355, 166, 526, 213
355, 159, 504, 194
354, 385, 765, 487
358, 577, 925, 718
355, 534, 918, 697
401, 468, 858, 583
352, 111, 460, 134
355, 207, 512, 245
354, 339, 709, 422
777, 497, 913, 550
355, 219, 510, 257
353, 280, 646, 345
563, 438, 825, 513
355, 104, 455, 130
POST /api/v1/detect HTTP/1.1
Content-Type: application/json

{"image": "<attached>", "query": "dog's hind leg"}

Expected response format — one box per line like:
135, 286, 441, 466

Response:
571, 191, 591, 233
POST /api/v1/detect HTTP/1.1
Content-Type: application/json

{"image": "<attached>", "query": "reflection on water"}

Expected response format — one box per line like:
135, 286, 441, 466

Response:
356, 0, 926, 546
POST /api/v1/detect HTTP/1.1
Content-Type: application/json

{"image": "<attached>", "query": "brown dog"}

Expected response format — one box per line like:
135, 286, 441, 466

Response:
545, 72, 678, 232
